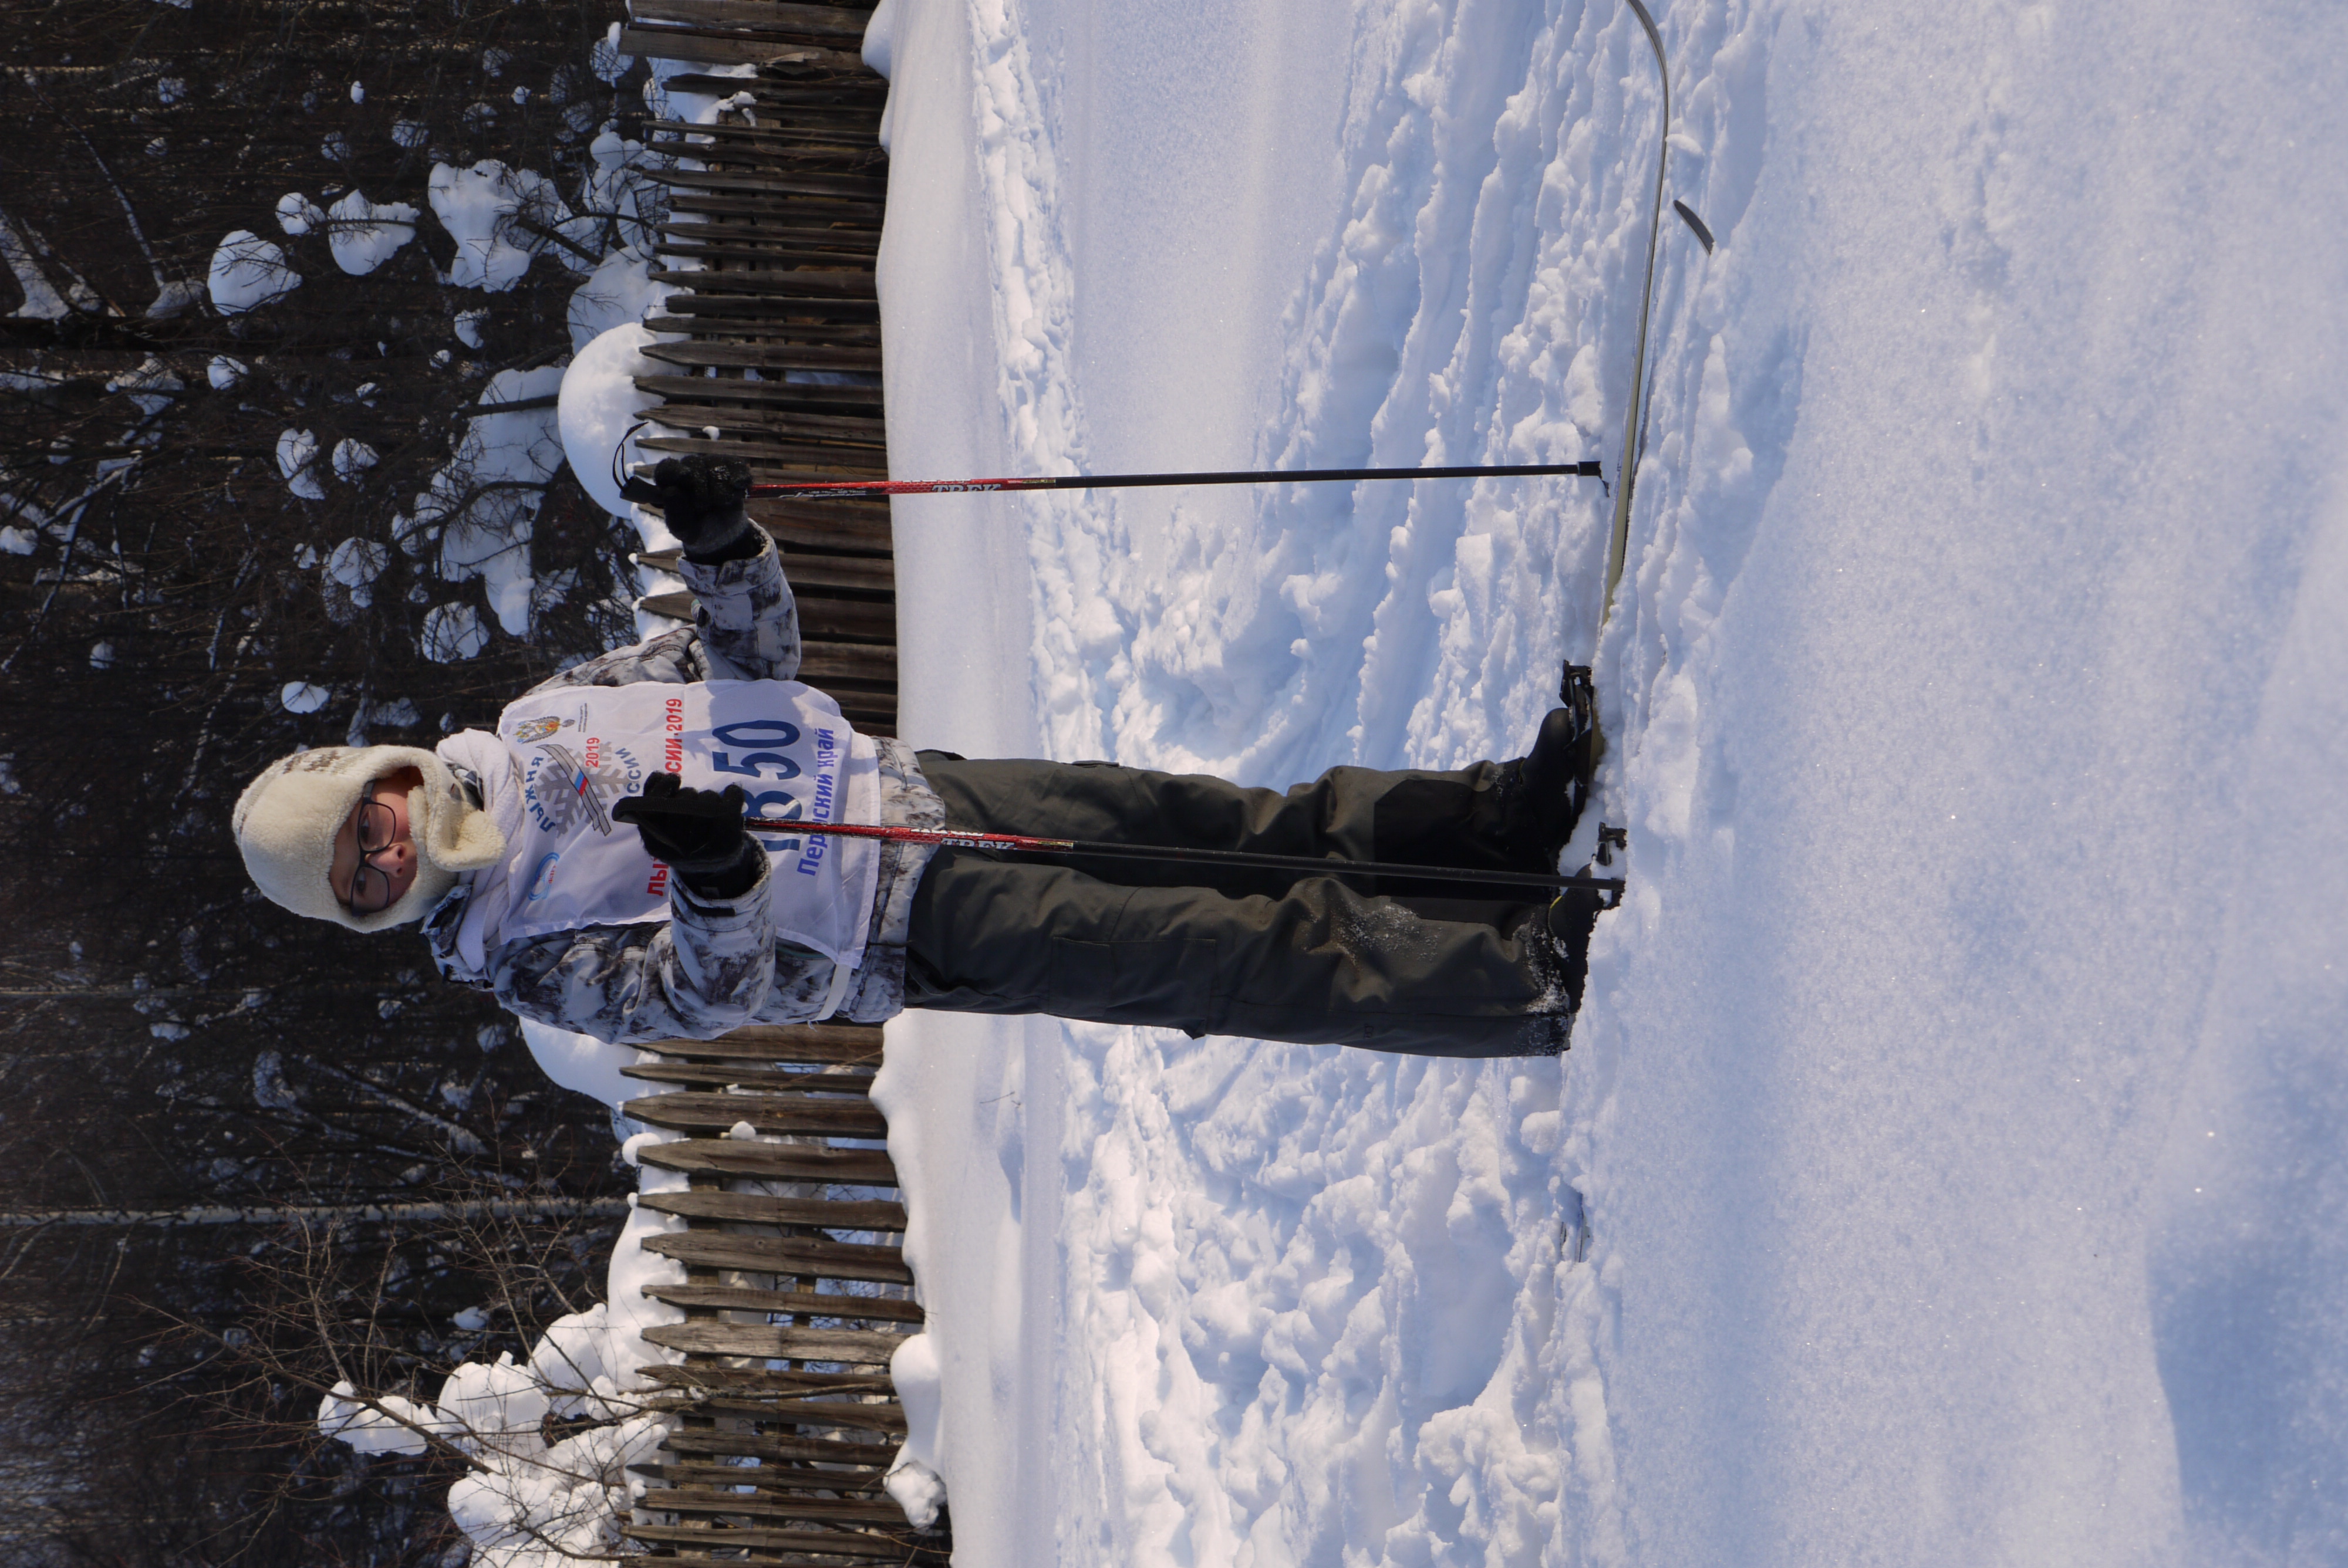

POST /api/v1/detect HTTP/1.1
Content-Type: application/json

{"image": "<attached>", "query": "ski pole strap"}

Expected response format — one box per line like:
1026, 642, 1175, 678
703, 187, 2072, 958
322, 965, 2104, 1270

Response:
744, 461, 1603, 502
750, 819, 1627, 900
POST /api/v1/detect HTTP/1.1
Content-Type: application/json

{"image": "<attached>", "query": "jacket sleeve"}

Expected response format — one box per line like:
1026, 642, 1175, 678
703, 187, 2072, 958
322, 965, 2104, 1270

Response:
677, 531, 801, 681
477, 856, 842, 1044
517, 531, 803, 694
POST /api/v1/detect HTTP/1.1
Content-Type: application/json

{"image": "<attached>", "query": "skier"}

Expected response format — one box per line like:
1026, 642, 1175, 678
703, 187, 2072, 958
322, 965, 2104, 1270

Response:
233, 458, 1603, 1057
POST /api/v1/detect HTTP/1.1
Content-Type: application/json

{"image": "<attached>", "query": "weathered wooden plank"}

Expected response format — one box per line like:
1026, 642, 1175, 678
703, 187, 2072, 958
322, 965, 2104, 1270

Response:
650, 1493, 919, 1525
637, 1188, 906, 1233
645, 1283, 923, 1324
754, 495, 893, 523
649, 265, 880, 300
623, 1523, 928, 1560
644, 1318, 910, 1365
648, 1023, 886, 1063
652, 234, 883, 269
642, 167, 888, 207
663, 191, 885, 227
792, 643, 899, 690
638, 1363, 896, 1396
623, 1060, 882, 1093
621, 1091, 890, 1138
656, 71, 889, 106
616, 25, 866, 72
639, 1228, 914, 1285
660, 1426, 903, 1468
629, 0, 871, 43
639, 1399, 903, 1434
631, 1458, 895, 1487
644, 403, 888, 440
635, 1139, 898, 1185
641, 310, 881, 342
649, 118, 888, 152
798, 599, 899, 641
633, 434, 890, 473
642, 340, 882, 373
639, 373, 885, 410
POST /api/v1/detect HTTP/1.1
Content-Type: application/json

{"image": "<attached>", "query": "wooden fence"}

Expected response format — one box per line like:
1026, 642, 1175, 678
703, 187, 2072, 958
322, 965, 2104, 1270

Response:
626, 0, 898, 735
620, 1024, 944, 1564
613, 4, 946, 1561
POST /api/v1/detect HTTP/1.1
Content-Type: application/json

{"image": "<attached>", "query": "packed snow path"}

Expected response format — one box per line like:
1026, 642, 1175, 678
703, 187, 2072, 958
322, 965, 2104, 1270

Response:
863, 1, 2348, 1564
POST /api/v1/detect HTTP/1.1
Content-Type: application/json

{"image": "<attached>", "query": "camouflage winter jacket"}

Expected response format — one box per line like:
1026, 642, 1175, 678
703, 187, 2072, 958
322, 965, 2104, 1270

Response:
419, 536, 944, 1043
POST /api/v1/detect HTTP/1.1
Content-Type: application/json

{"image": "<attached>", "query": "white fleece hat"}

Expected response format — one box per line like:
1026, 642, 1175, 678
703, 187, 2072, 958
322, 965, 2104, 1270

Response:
232, 744, 507, 932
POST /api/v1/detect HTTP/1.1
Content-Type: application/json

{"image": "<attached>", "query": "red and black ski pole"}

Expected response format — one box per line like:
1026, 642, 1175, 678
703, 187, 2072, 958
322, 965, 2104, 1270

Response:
746, 818, 1625, 903
741, 460, 1603, 503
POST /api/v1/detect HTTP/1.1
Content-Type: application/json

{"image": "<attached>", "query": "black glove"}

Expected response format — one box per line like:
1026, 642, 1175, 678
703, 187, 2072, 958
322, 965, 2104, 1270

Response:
622, 455, 756, 563
612, 773, 762, 900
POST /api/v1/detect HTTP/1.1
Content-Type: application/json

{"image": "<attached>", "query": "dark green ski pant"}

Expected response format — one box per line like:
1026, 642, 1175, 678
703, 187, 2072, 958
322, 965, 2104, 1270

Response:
902, 753, 1577, 1057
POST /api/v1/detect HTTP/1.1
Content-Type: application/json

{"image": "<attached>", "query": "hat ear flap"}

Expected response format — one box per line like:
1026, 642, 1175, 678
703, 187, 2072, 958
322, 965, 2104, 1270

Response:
413, 779, 505, 872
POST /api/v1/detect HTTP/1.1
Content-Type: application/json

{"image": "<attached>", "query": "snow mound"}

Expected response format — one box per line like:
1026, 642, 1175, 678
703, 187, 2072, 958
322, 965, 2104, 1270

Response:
566, 247, 668, 352
429, 161, 588, 291
274, 193, 325, 236
274, 428, 323, 501
558, 322, 659, 517
330, 438, 378, 480
326, 190, 419, 276
207, 230, 299, 314
279, 681, 330, 714
421, 602, 488, 662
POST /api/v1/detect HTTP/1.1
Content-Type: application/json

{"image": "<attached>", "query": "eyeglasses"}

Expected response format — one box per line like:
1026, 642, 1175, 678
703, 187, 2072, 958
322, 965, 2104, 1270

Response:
348, 799, 400, 914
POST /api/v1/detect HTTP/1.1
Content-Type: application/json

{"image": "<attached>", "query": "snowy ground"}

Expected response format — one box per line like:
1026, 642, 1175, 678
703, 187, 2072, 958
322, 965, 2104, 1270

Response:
862, 2, 2348, 1565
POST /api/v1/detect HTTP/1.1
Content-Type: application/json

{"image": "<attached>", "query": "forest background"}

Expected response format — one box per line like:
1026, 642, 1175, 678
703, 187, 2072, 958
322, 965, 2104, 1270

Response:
0, 1, 670, 1561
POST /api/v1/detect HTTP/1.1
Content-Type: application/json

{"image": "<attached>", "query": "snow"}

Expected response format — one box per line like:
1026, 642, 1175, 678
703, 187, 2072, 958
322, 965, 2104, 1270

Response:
279, 681, 330, 715
323, 537, 387, 610
517, 1018, 647, 1111
104, 356, 181, 416
455, 307, 487, 349
414, 364, 568, 636
274, 192, 324, 236
565, 246, 668, 351
206, 229, 299, 314
0, 526, 34, 555
319, 1355, 672, 1568
591, 23, 633, 85
429, 161, 593, 291
329, 438, 377, 481
325, 190, 419, 276
420, 602, 489, 663
861, 3, 2348, 1567
274, 428, 323, 501
207, 354, 246, 391
556, 322, 659, 515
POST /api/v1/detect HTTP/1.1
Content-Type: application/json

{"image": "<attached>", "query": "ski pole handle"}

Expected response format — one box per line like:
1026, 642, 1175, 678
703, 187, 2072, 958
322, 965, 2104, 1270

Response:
748, 818, 1627, 900
740, 461, 1603, 502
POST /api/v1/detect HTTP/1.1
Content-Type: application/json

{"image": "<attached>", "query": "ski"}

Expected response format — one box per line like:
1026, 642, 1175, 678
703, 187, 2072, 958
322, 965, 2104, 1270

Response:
1600, 0, 1674, 631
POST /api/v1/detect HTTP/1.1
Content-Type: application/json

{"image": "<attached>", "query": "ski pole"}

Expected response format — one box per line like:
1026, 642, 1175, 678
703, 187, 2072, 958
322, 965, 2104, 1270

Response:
746, 817, 1627, 902
737, 460, 1603, 503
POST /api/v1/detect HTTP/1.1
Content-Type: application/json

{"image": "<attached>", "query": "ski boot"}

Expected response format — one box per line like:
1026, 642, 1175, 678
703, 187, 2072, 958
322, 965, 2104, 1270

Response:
1504, 663, 1602, 862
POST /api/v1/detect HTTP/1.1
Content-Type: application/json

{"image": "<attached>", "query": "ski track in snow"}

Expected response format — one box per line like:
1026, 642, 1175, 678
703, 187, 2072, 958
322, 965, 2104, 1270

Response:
875, 1, 2348, 1564
957, 5, 1730, 1562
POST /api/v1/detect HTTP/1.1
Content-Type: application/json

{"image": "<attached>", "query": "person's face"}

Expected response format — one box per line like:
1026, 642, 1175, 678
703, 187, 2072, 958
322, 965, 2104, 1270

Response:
329, 768, 425, 914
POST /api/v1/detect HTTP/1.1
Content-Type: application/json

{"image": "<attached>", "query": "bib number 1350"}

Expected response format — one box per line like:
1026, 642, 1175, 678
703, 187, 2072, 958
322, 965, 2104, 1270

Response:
703, 719, 806, 853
